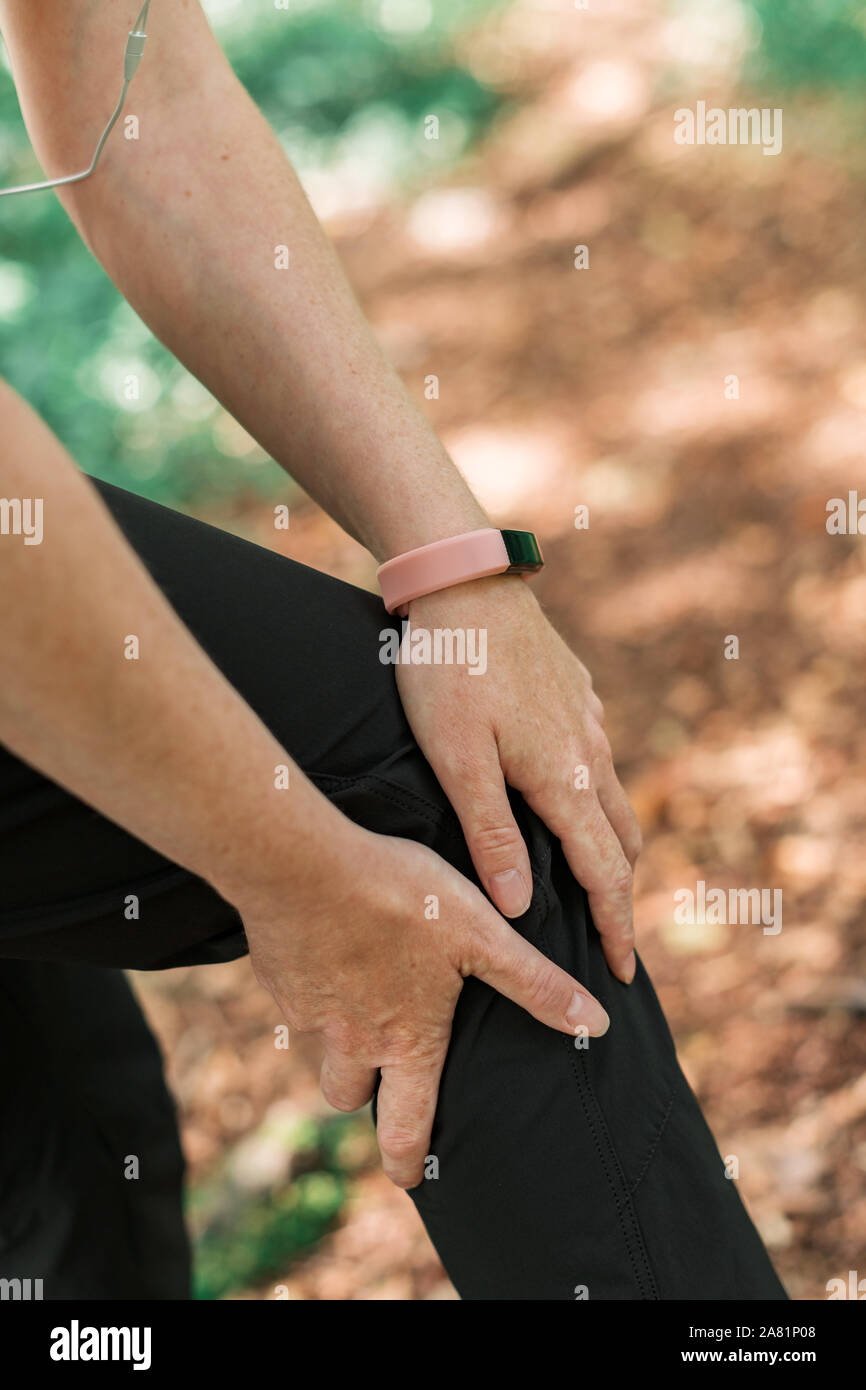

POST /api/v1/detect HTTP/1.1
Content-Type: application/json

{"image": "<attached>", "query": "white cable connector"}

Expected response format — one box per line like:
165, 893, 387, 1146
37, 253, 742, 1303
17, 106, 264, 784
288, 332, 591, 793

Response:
124, 29, 148, 83
0, 0, 151, 199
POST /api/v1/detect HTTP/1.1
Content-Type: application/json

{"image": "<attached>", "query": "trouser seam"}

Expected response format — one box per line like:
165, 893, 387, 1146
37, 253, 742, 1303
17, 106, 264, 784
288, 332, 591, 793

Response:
627, 1092, 675, 1200
533, 873, 661, 1301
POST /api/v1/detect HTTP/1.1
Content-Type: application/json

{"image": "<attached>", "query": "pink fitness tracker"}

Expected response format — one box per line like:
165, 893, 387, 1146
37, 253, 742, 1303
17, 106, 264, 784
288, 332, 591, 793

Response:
377, 528, 544, 617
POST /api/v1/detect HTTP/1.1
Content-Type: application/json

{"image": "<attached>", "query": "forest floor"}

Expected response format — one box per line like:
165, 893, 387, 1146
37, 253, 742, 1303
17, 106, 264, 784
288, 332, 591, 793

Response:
132, 0, 866, 1300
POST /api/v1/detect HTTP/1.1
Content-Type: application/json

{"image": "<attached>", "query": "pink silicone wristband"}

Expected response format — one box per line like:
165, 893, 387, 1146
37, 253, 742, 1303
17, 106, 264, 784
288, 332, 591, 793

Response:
377, 528, 511, 616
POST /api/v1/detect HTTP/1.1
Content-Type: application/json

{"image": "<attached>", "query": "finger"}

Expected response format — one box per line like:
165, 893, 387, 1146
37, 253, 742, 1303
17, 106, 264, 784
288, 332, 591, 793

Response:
376, 1052, 445, 1189
320, 1049, 378, 1113
544, 793, 635, 984
597, 769, 642, 869
434, 738, 533, 920
460, 908, 610, 1037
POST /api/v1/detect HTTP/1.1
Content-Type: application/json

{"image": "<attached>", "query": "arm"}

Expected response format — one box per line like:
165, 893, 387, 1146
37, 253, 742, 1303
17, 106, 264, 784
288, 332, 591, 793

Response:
0, 0, 485, 560
0, 378, 608, 1187
0, 379, 339, 901
0, 0, 640, 973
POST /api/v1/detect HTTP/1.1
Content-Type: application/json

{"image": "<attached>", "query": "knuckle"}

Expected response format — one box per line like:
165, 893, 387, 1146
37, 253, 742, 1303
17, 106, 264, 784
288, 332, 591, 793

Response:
609, 865, 634, 899
438, 737, 482, 784
524, 963, 566, 1015
590, 727, 613, 763
379, 1128, 422, 1164
459, 917, 499, 977
293, 1006, 322, 1034
587, 854, 633, 902
471, 822, 523, 861
384, 1167, 420, 1192
609, 909, 636, 945
377, 1022, 422, 1059
324, 1019, 365, 1055
436, 744, 465, 781
277, 999, 316, 1034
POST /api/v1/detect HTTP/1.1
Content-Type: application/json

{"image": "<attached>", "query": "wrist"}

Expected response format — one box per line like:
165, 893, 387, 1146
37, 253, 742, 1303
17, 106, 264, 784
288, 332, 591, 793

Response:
375, 505, 490, 565
380, 526, 543, 618
404, 569, 538, 622
366, 442, 490, 562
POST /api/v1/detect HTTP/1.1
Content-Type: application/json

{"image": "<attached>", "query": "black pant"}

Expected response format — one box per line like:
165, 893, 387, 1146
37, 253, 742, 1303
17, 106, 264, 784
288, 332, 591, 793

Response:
0, 480, 787, 1300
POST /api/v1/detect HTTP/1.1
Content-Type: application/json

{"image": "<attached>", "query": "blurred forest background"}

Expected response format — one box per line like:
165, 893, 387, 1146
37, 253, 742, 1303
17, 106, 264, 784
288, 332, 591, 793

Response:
2, 0, 865, 1298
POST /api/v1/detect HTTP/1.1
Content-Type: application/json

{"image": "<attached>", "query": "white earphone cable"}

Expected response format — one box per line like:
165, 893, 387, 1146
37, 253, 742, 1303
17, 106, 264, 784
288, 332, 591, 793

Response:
0, 0, 150, 198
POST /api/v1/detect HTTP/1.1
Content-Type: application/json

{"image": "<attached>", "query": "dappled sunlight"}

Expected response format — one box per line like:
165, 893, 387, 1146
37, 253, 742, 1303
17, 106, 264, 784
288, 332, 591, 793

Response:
444, 422, 568, 518
2, 0, 861, 1303
583, 542, 773, 636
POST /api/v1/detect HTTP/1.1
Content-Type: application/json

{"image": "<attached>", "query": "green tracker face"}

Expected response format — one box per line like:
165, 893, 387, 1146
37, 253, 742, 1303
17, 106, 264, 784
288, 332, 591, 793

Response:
501, 529, 544, 572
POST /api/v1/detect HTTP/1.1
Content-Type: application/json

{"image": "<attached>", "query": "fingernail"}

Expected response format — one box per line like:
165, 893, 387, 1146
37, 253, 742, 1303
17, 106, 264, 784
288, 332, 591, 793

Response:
622, 951, 636, 985
492, 869, 531, 917
566, 991, 610, 1037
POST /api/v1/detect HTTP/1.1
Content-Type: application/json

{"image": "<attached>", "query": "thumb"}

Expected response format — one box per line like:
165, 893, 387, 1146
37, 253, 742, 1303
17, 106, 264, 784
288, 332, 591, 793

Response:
437, 738, 533, 919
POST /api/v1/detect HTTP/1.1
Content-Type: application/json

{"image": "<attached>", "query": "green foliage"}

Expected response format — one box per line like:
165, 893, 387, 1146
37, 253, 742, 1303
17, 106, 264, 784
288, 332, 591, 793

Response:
0, 0, 503, 505
193, 1169, 347, 1300
2, 2, 864, 507
225, 0, 502, 159
189, 1110, 376, 1300
743, 0, 866, 88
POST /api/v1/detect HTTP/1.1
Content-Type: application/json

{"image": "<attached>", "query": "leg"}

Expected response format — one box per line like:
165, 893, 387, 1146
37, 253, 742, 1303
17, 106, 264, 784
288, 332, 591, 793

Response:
0, 479, 786, 1299
399, 798, 787, 1298
0, 959, 189, 1299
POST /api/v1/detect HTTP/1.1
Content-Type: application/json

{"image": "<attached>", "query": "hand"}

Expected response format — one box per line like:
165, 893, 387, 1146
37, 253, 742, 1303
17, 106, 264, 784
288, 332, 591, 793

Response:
396, 574, 641, 984
236, 821, 610, 1188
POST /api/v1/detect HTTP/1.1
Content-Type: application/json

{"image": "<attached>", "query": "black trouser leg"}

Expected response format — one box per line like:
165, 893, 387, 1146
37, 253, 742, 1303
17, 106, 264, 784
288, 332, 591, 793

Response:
0, 479, 787, 1300
0, 960, 190, 1299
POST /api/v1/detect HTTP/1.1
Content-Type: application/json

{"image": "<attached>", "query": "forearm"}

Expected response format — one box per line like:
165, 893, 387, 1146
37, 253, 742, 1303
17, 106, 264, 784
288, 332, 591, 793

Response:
0, 0, 488, 561
0, 379, 350, 907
